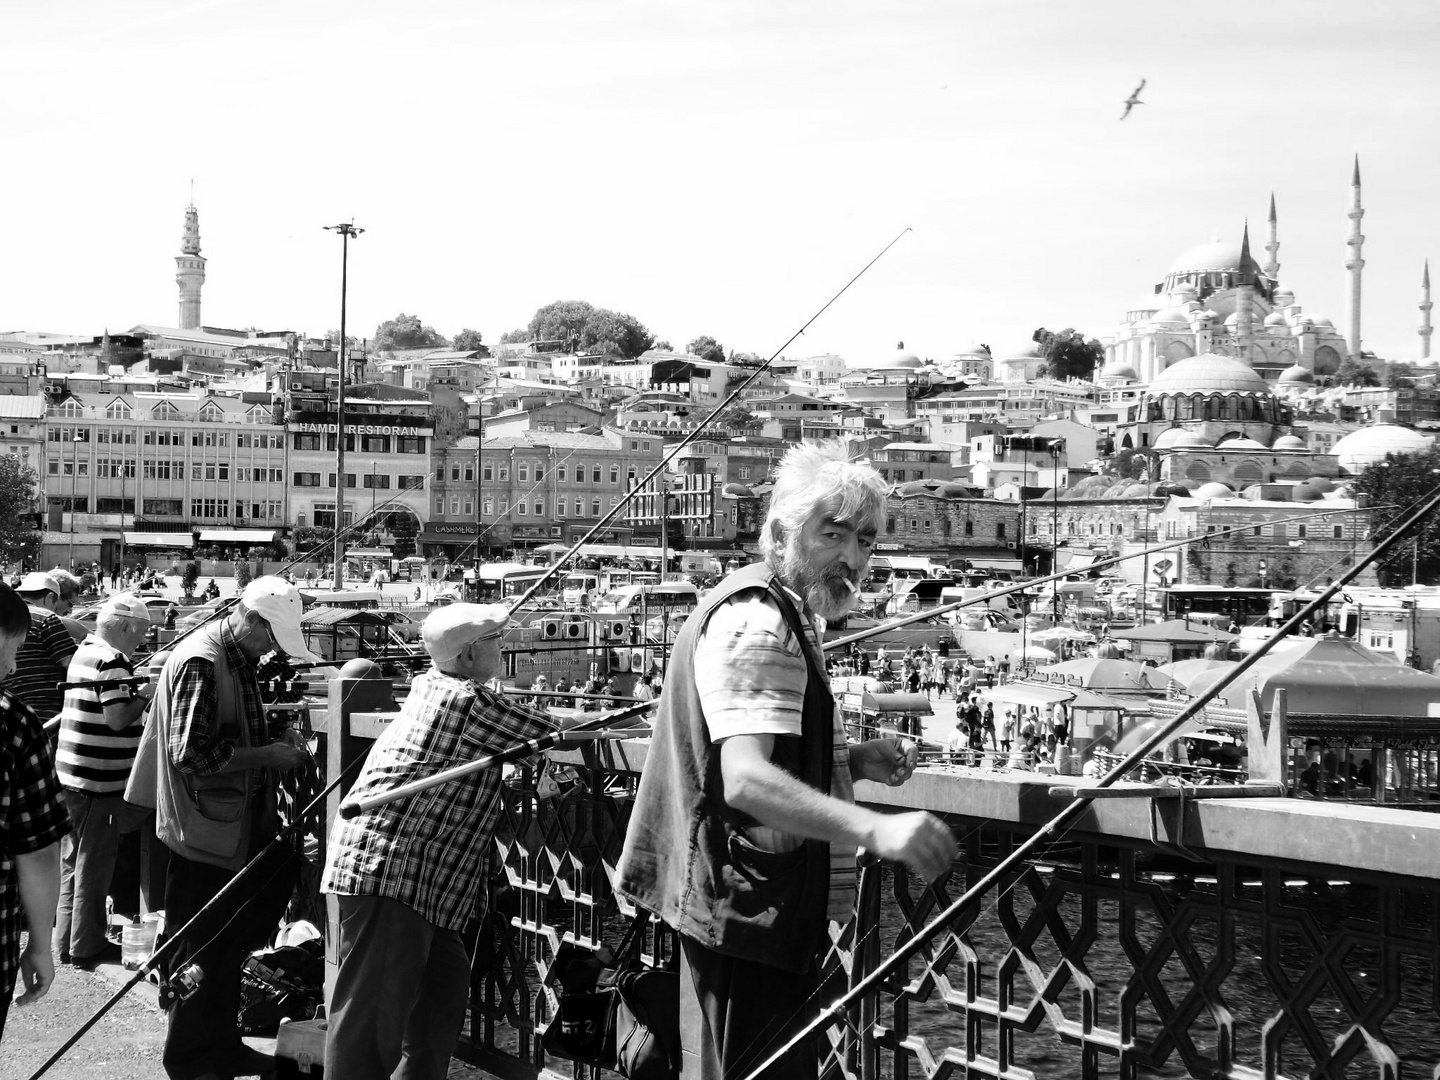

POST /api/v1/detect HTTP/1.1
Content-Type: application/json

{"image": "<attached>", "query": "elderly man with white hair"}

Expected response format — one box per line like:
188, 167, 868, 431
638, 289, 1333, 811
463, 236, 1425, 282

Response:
616, 441, 958, 1080
52, 593, 156, 968
322, 602, 573, 1080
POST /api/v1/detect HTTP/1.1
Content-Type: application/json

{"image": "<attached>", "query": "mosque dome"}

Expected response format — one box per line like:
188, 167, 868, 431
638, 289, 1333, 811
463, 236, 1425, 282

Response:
1217, 436, 1268, 451
1100, 361, 1138, 381
1000, 341, 1045, 360
1274, 286, 1295, 307
1149, 307, 1191, 329
1304, 476, 1336, 493
1149, 353, 1270, 395
1168, 239, 1261, 276
1170, 282, 1199, 300
1264, 311, 1289, 329
1309, 313, 1335, 328
1332, 424, 1435, 472
938, 481, 974, 498
1153, 428, 1214, 449
1292, 483, 1324, 502
1272, 434, 1306, 450
1416, 357, 1440, 371
1129, 296, 1162, 318
1194, 482, 1234, 499
1151, 481, 1191, 497
955, 342, 992, 357
1278, 364, 1314, 384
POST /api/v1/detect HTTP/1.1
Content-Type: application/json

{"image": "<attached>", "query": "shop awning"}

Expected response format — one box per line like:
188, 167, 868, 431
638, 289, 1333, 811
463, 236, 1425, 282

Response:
978, 683, 1075, 709
198, 529, 279, 543
124, 531, 194, 548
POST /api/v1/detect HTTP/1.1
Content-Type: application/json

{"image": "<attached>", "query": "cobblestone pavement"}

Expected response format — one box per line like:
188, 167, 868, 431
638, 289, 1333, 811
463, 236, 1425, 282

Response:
4, 937, 491, 1079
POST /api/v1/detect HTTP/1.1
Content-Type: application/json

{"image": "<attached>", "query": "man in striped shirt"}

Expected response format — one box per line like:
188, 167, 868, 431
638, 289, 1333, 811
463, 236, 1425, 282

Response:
6, 572, 78, 725
52, 593, 154, 968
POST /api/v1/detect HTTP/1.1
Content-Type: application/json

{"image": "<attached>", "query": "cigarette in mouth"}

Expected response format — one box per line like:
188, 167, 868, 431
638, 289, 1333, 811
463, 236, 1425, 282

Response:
841, 578, 858, 596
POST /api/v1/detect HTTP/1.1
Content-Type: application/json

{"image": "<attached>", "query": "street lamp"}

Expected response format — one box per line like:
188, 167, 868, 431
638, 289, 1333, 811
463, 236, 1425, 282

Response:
324, 221, 363, 588
1050, 438, 1065, 622
67, 434, 83, 569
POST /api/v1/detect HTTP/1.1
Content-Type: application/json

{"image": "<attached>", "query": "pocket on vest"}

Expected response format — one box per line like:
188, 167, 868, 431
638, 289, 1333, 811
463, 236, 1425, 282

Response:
720, 832, 806, 919
189, 775, 248, 823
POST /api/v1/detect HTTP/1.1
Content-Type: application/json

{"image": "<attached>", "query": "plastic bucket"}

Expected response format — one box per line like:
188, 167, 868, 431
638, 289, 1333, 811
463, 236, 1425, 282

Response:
121, 917, 160, 970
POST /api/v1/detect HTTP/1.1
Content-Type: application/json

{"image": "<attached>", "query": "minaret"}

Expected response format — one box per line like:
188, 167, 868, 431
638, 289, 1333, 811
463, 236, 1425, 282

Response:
1263, 192, 1280, 283
1235, 223, 1255, 363
1421, 261, 1433, 360
1344, 155, 1364, 358
175, 200, 206, 330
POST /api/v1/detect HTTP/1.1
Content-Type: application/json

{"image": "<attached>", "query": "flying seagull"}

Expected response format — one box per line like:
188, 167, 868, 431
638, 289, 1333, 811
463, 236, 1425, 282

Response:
1120, 78, 1146, 120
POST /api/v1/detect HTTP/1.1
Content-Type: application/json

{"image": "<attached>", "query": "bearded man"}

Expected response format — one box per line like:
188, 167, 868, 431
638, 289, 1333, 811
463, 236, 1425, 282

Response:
616, 441, 957, 1080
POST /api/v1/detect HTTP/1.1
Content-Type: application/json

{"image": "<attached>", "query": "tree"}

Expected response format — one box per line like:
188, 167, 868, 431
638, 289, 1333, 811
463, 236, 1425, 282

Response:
235, 561, 254, 589
687, 335, 726, 363
718, 405, 758, 429
1032, 327, 1104, 381
1335, 355, 1381, 387
326, 329, 360, 350
1384, 361, 1419, 388
294, 525, 335, 565
1352, 444, 1440, 585
499, 328, 529, 344
373, 314, 448, 352
654, 340, 672, 351
181, 560, 200, 599
452, 328, 485, 352
0, 457, 39, 570
389, 510, 420, 559
525, 301, 655, 359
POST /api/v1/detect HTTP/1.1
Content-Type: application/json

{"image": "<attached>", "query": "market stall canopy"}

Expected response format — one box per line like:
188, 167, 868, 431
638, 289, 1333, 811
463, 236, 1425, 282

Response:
860, 692, 934, 715
980, 683, 1074, 709
1115, 620, 1237, 645
1156, 658, 1240, 690
1029, 658, 1175, 693
1186, 634, 1440, 718
124, 531, 194, 548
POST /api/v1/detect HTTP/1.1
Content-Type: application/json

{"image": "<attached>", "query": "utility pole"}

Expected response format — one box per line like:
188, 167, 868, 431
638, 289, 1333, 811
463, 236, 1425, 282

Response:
324, 222, 363, 588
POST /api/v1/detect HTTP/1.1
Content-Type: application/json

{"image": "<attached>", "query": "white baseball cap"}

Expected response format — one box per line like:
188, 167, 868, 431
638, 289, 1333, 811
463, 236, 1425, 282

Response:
240, 577, 319, 663
100, 593, 150, 622
422, 603, 510, 665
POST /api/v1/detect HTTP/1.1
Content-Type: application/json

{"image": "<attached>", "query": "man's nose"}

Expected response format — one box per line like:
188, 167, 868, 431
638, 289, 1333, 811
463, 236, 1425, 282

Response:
838, 533, 862, 570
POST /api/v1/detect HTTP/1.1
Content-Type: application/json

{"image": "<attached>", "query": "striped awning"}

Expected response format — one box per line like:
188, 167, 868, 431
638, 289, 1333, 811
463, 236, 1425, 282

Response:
124, 531, 194, 548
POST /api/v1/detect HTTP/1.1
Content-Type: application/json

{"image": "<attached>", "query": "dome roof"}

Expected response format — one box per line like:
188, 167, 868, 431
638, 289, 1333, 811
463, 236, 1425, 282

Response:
1153, 427, 1214, 449
1149, 353, 1271, 395
1100, 361, 1138, 381
1309, 313, 1335, 328
1416, 357, 1440, 370
1168, 238, 1262, 276
1272, 434, 1306, 450
1216, 436, 1268, 451
1277, 364, 1314, 384
1292, 483, 1323, 502
1303, 476, 1335, 492
1129, 295, 1162, 315
1149, 307, 1191, 328
1264, 311, 1289, 328
938, 481, 974, 498
1194, 482, 1234, 499
955, 342, 992, 357
1332, 423, 1434, 471
1170, 282, 1199, 299
1151, 481, 1191, 497
1000, 341, 1045, 360
884, 350, 924, 369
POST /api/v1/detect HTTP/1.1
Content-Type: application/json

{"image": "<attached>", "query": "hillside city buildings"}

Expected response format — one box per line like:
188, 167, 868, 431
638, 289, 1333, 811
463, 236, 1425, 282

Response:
2, 162, 1436, 588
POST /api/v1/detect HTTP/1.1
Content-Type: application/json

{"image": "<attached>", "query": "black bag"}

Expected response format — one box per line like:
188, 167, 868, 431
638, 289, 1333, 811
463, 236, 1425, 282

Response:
543, 914, 679, 1080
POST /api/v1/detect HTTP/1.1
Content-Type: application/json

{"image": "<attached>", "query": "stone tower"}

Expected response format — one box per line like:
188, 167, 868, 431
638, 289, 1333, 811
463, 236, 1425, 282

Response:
1421, 261, 1433, 361
1263, 192, 1280, 282
175, 201, 206, 330
1344, 155, 1364, 358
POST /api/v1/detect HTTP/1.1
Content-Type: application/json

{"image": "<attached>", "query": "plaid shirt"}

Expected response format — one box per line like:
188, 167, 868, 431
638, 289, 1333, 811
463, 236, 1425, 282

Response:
2, 688, 71, 999
322, 670, 552, 932
165, 623, 291, 775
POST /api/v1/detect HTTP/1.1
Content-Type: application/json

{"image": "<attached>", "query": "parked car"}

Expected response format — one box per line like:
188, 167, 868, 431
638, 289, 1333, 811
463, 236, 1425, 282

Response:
375, 610, 423, 643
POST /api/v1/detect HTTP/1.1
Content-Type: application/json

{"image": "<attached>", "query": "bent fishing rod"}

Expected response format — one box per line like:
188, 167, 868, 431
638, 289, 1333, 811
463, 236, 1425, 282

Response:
22, 697, 653, 1080
504, 228, 914, 616
326, 502, 1377, 816
734, 479, 1440, 1080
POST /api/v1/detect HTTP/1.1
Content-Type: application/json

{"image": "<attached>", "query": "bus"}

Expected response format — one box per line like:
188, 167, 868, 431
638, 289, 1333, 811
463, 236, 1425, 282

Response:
1157, 585, 1278, 627
474, 563, 553, 603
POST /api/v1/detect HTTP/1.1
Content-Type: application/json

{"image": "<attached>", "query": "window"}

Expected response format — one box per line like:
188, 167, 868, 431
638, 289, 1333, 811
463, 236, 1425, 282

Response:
738, 466, 751, 480
361, 435, 390, 453
482, 463, 493, 481
610, 466, 619, 485
397, 436, 424, 454
324, 434, 356, 452
517, 501, 527, 516
591, 498, 601, 517
518, 463, 529, 483
534, 464, 545, 482
533, 500, 543, 516
592, 466, 601, 483
294, 472, 322, 487
463, 499, 473, 515
498, 466, 509, 482
557, 497, 567, 517
1297, 525, 1307, 539
294, 433, 321, 451
451, 465, 461, 481
482, 497, 494, 515
144, 498, 183, 516
557, 464, 567, 483
435, 496, 445, 515
996, 522, 1007, 539
363, 473, 391, 490
886, 517, 895, 534
1334, 525, 1344, 539
400, 475, 425, 490
449, 496, 460, 515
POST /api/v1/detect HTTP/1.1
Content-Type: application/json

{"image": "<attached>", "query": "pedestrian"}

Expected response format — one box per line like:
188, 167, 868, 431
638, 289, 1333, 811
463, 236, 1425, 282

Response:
5, 572, 79, 727
126, 577, 314, 1080
984, 654, 997, 687
52, 594, 156, 967
999, 708, 1016, 756
323, 604, 570, 1080
615, 442, 956, 1080
983, 702, 997, 749
0, 581, 70, 1042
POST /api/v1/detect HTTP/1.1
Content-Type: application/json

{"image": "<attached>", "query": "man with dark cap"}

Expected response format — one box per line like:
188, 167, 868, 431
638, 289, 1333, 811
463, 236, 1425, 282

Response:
6, 572, 78, 725
322, 603, 574, 1080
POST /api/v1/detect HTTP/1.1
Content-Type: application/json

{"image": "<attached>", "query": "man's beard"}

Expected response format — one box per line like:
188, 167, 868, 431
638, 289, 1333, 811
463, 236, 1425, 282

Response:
779, 539, 859, 622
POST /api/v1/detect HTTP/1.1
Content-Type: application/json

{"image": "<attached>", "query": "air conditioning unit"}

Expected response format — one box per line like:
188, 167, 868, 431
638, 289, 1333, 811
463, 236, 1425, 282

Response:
540, 618, 563, 640
1006, 541, 1017, 549
290, 381, 305, 391
631, 648, 647, 674
564, 621, 586, 640
550, 526, 562, 537
610, 649, 629, 673
606, 619, 628, 641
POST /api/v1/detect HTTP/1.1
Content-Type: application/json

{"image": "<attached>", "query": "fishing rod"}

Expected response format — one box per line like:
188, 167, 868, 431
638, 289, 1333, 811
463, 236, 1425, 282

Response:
338, 700, 655, 817
733, 479, 1440, 1080
504, 228, 914, 615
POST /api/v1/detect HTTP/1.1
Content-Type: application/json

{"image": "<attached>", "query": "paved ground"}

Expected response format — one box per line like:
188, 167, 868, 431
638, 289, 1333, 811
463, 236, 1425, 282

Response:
4, 936, 491, 1079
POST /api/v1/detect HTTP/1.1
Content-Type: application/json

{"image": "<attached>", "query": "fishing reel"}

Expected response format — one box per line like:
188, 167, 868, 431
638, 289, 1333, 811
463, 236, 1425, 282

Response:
158, 962, 205, 1008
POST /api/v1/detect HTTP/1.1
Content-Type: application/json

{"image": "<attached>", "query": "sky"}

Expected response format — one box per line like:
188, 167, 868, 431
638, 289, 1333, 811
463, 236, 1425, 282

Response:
3, 0, 1438, 365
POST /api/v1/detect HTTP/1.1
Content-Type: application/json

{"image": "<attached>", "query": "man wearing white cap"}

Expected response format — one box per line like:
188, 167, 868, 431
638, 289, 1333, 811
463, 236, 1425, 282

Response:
5, 571, 79, 724
322, 603, 563, 1080
53, 593, 155, 968
127, 576, 313, 1080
